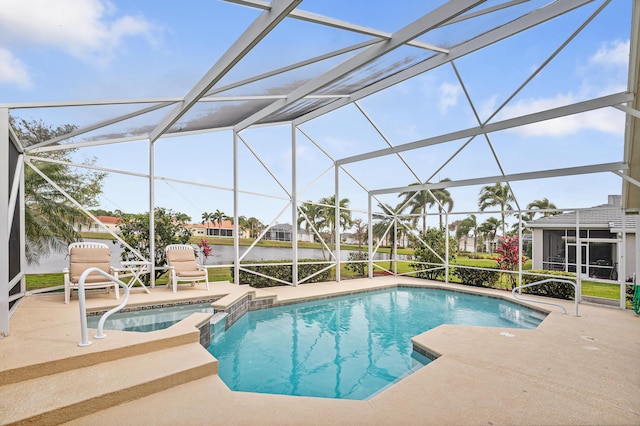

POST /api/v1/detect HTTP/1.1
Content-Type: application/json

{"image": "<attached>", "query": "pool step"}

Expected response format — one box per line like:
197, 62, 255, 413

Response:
0, 342, 217, 425
0, 315, 206, 387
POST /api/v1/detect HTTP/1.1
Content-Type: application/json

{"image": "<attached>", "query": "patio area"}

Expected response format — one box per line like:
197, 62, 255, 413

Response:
1, 276, 638, 425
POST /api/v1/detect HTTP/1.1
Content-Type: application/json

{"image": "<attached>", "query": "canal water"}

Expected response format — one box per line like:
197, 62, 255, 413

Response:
27, 239, 404, 274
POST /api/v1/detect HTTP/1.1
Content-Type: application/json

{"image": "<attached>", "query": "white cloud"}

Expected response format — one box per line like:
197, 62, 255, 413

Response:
0, 0, 157, 64
0, 48, 31, 88
503, 93, 624, 137
589, 39, 630, 68
496, 39, 629, 138
438, 82, 460, 114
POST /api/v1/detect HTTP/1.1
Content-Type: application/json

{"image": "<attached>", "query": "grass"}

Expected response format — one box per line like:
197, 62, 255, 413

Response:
25, 240, 630, 305
581, 280, 622, 299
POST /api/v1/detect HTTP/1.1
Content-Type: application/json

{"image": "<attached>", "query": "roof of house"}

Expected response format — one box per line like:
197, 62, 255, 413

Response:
527, 195, 637, 232
96, 216, 119, 225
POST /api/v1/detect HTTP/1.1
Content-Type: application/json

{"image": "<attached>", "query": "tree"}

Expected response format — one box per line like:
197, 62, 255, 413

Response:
398, 183, 432, 234
212, 209, 229, 237
478, 182, 515, 240
298, 201, 322, 242
461, 214, 480, 258
526, 198, 559, 220
116, 207, 192, 283
372, 203, 402, 270
427, 179, 454, 228
245, 217, 263, 239
318, 195, 352, 249
372, 203, 398, 247
352, 218, 367, 248
410, 226, 457, 280
399, 179, 454, 232
12, 117, 106, 264
201, 212, 214, 236
450, 219, 468, 254
478, 217, 500, 254
496, 236, 522, 289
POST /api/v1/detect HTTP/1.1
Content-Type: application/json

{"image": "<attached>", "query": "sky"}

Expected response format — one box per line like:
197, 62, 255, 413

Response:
1, 0, 634, 232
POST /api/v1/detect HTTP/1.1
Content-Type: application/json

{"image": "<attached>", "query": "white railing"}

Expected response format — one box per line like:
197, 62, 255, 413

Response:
512, 278, 579, 317
77, 267, 131, 347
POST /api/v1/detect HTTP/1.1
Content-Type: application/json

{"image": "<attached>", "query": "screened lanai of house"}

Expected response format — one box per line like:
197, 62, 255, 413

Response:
2, 0, 639, 336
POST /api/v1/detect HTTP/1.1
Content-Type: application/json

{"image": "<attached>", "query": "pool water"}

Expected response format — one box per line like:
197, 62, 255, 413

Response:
208, 287, 545, 400
87, 302, 214, 332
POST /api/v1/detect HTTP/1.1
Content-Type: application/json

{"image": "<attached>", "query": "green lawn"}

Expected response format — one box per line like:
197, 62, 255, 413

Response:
25, 253, 629, 307
581, 280, 622, 299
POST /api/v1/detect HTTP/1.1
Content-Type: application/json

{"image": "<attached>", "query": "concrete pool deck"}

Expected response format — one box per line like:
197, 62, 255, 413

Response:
1, 276, 639, 425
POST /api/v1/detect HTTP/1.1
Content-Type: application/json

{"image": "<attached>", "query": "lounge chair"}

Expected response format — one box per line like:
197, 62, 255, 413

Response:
165, 244, 209, 293
63, 242, 119, 304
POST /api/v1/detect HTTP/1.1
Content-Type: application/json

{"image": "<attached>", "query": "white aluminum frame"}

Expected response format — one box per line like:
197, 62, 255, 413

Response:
2, 0, 639, 336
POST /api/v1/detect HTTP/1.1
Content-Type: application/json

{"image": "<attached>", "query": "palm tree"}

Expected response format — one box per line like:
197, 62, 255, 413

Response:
212, 209, 228, 237
427, 179, 454, 229
298, 201, 322, 242
478, 217, 500, 254
352, 218, 367, 248
24, 162, 86, 263
201, 212, 214, 236
398, 183, 432, 234
399, 179, 454, 232
372, 203, 394, 246
318, 195, 352, 248
527, 198, 559, 220
14, 117, 106, 264
478, 182, 515, 240
174, 212, 191, 223
245, 217, 263, 239
461, 214, 480, 257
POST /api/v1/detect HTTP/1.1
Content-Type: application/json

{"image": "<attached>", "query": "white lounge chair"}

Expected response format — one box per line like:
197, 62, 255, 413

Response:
165, 244, 209, 293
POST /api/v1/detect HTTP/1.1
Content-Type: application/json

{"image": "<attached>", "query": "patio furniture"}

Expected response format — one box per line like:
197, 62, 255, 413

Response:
63, 242, 120, 304
165, 244, 209, 293
115, 261, 152, 294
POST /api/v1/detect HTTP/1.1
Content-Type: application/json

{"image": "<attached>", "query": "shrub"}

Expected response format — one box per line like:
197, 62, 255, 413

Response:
345, 251, 368, 277
520, 270, 576, 300
496, 236, 524, 290
453, 267, 500, 287
231, 259, 331, 288
116, 207, 192, 283
198, 238, 212, 261
410, 227, 457, 280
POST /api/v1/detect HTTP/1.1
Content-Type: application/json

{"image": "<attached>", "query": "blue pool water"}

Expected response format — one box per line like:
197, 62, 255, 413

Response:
87, 302, 213, 332
208, 287, 545, 400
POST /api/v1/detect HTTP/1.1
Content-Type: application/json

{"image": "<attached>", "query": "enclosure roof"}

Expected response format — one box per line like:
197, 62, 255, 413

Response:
5, 0, 640, 212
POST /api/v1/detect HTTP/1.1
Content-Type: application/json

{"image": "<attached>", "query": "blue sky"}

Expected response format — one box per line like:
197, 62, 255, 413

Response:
1, 0, 634, 230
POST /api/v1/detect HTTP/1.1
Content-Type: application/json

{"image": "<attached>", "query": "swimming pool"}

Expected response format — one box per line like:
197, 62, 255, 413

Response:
87, 302, 214, 332
208, 287, 545, 400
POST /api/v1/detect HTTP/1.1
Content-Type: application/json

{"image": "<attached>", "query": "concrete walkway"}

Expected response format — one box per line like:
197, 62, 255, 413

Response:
2, 277, 639, 425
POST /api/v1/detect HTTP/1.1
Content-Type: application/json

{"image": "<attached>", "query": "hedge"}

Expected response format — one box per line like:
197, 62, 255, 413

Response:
520, 270, 576, 300
231, 259, 332, 288
452, 267, 500, 287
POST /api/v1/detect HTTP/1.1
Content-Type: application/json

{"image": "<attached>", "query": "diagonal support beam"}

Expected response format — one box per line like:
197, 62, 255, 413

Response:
371, 162, 628, 196
338, 92, 633, 165
295, 0, 594, 126
233, 0, 484, 132
149, 0, 302, 143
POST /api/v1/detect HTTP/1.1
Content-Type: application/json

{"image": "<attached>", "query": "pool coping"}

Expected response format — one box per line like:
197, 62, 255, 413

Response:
3, 277, 639, 425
